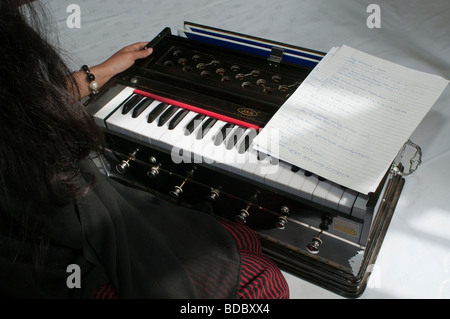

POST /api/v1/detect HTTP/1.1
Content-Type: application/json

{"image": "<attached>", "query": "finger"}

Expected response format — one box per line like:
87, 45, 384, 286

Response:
122, 42, 150, 52
129, 47, 153, 60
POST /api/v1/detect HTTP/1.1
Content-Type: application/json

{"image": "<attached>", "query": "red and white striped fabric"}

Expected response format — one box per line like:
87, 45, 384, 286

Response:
220, 220, 289, 299
94, 220, 289, 299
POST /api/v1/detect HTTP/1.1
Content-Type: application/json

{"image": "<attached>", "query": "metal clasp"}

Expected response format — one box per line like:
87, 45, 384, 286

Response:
391, 139, 422, 176
267, 47, 284, 68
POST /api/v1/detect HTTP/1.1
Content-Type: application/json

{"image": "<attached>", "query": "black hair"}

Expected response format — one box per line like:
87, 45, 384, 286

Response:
0, 0, 104, 267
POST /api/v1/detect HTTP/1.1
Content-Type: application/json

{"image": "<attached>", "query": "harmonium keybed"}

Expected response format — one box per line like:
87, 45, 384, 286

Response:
86, 22, 408, 297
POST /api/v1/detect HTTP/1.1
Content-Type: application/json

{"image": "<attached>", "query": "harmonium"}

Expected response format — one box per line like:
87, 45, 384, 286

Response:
85, 22, 421, 297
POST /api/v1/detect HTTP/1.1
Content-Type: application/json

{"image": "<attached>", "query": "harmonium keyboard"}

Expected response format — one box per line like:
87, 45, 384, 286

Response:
86, 22, 417, 297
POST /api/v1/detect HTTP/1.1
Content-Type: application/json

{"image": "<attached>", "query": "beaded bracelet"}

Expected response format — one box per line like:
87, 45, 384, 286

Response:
81, 65, 99, 95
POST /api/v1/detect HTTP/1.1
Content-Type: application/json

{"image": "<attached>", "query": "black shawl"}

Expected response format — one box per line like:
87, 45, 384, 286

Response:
0, 159, 241, 298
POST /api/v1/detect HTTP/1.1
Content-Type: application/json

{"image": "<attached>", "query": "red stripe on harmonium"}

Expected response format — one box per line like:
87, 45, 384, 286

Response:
133, 89, 260, 130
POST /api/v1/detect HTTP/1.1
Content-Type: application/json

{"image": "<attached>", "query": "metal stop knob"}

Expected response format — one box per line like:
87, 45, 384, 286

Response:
306, 237, 322, 255
115, 148, 139, 174
235, 208, 250, 224
147, 164, 161, 179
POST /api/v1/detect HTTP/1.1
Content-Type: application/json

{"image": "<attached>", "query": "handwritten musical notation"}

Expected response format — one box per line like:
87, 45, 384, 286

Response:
254, 45, 448, 194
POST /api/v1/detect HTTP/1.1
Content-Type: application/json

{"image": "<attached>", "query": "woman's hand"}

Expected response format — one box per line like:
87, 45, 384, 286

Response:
94, 42, 153, 79
73, 42, 153, 99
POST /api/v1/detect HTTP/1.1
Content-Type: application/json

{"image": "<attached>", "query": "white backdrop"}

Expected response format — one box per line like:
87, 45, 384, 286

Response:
38, 0, 450, 299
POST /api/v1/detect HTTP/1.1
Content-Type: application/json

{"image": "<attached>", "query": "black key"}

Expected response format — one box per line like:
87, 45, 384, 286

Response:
256, 150, 268, 161
122, 95, 145, 115
116, 93, 134, 110
237, 134, 251, 154
116, 93, 133, 113
157, 106, 179, 127
214, 123, 235, 146
226, 127, 245, 149
132, 98, 154, 118
169, 109, 189, 130
241, 128, 258, 153
147, 102, 169, 123
304, 170, 313, 177
197, 117, 217, 139
185, 114, 206, 135
241, 134, 251, 153
291, 165, 300, 172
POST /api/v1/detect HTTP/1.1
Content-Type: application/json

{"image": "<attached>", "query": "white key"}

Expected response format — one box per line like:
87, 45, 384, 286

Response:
225, 128, 259, 172
284, 167, 306, 195
170, 113, 208, 164
275, 164, 298, 193
248, 151, 279, 184
324, 184, 345, 211
351, 194, 369, 220
192, 119, 229, 165
153, 109, 192, 152
237, 144, 261, 180
127, 100, 170, 145
299, 173, 319, 201
105, 94, 151, 137
284, 168, 348, 212
146, 105, 183, 149
338, 189, 358, 215
312, 179, 333, 206
93, 86, 135, 127
220, 127, 257, 180
213, 126, 247, 172
263, 158, 288, 189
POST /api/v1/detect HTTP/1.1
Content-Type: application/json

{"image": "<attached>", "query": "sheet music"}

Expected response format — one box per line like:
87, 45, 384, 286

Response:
254, 45, 448, 194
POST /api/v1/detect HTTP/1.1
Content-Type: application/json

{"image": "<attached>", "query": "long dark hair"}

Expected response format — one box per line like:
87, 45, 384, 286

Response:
0, 1, 104, 265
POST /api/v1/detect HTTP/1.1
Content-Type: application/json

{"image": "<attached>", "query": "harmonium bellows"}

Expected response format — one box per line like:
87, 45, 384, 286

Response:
85, 22, 408, 297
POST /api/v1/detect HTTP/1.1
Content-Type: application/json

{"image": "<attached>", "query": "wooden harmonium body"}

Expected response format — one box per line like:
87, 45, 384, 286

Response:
86, 23, 405, 297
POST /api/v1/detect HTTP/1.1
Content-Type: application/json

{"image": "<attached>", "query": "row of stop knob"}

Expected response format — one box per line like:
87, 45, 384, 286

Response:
115, 148, 330, 254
